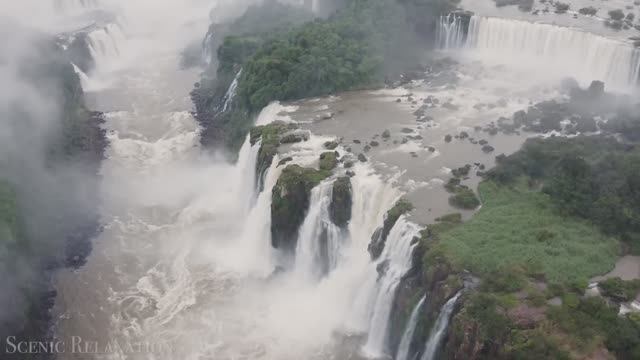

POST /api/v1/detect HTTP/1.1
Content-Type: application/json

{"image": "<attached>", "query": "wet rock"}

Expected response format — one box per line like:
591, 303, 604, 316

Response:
482, 145, 495, 153
428, 146, 436, 152
271, 165, 331, 251
459, 131, 469, 139
358, 153, 368, 162
315, 112, 334, 121
363, 145, 372, 152
319, 152, 338, 171
410, 152, 418, 158
353, 139, 361, 144
370, 141, 380, 147
382, 130, 391, 139
344, 161, 354, 168
479, 139, 488, 146
445, 134, 453, 143
368, 199, 413, 260
324, 141, 339, 150
280, 131, 309, 144
278, 156, 293, 167
452, 165, 472, 178
330, 177, 352, 228
401, 128, 414, 134
442, 101, 459, 111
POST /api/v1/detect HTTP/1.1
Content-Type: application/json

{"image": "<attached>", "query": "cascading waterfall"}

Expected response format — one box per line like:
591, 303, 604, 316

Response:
54, 0, 99, 13
220, 69, 242, 113
86, 23, 126, 70
202, 29, 214, 66
436, 14, 465, 49
396, 294, 427, 360
438, 14, 640, 91
420, 291, 462, 360
361, 217, 421, 358
72, 63, 91, 88
295, 180, 343, 280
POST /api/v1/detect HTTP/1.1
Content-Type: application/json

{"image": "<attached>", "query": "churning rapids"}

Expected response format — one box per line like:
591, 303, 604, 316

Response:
16, 0, 635, 359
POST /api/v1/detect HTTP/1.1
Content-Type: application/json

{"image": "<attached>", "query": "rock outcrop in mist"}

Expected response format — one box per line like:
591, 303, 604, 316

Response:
0, 21, 106, 353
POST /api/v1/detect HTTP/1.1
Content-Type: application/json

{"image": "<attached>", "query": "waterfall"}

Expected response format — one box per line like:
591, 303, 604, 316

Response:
202, 29, 214, 66
220, 69, 242, 113
420, 291, 462, 360
72, 63, 91, 89
361, 217, 421, 358
396, 294, 427, 360
438, 14, 640, 91
54, 0, 99, 13
436, 14, 465, 49
295, 180, 343, 279
86, 23, 126, 71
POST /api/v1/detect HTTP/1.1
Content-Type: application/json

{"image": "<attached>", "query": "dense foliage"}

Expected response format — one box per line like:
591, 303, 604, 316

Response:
194, 0, 459, 151
437, 179, 618, 284
238, 0, 458, 111
488, 136, 640, 253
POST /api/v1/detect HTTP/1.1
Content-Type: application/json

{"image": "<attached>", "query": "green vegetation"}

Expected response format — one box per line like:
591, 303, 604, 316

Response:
196, 0, 458, 152
271, 164, 332, 249
598, 277, 640, 302
488, 136, 640, 254
319, 151, 339, 171
448, 186, 480, 209
438, 179, 618, 284
548, 297, 640, 358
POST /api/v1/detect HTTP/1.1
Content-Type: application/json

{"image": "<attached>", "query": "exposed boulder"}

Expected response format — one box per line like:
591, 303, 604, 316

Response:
368, 199, 413, 260
324, 140, 339, 150
250, 121, 298, 190
329, 177, 352, 228
319, 151, 339, 171
271, 165, 331, 251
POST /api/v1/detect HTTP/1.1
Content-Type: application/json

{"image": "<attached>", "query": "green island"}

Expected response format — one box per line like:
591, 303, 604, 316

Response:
417, 135, 640, 359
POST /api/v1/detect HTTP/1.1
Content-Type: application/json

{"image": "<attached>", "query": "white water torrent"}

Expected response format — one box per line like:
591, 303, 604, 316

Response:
86, 23, 126, 71
295, 180, 343, 280
439, 15, 640, 92
436, 14, 465, 49
202, 29, 215, 66
396, 294, 427, 360
220, 69, 242, 113
361, 217, 421, 358
421, 291, 463, 360
71, 63, 91, 89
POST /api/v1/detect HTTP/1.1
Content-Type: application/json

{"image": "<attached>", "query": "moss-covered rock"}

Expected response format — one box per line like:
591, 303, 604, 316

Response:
319, 151, 339, 171
368, 198, 413, 259
271, 165, 331, 251
250, 121, 298, 190
324, 141, 339, 150
330, 177, 352, 228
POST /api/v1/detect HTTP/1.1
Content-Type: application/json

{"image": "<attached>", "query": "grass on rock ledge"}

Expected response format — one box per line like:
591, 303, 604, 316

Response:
437, 178, 619, 284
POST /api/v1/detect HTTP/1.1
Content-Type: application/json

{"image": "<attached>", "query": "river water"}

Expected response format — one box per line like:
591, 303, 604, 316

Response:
45, 0, 640, 359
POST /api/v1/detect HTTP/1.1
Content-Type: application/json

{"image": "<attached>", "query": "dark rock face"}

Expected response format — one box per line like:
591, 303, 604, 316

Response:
367, 199, 413, 260
271, 165, 330, 252
330, 177, 352, 228
65, 33, 95, 74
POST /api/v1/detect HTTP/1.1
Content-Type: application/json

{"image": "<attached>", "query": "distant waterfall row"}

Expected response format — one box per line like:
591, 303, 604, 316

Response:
437, 14, 640, 91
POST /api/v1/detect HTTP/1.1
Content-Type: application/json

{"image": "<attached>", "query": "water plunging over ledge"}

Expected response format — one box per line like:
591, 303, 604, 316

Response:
438, 14, 640, 92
